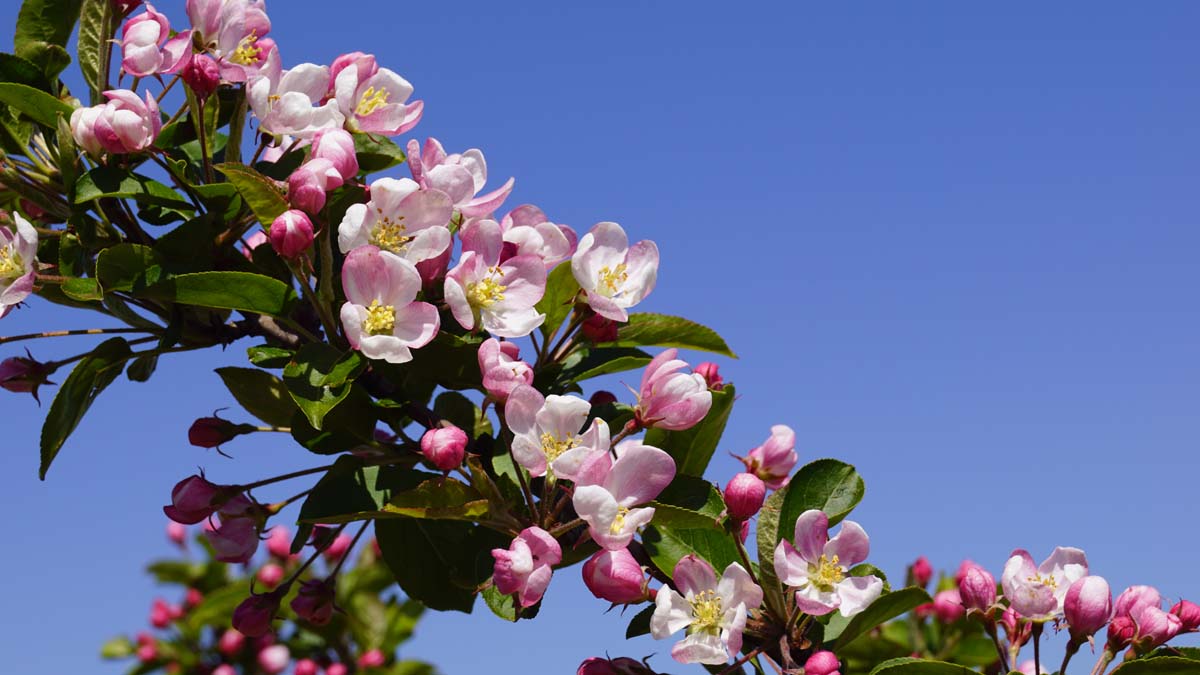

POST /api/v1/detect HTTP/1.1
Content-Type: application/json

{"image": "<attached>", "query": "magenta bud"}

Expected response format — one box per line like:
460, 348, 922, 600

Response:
357, 649, 386, 669
181, 54, 220, 100
269, 209, 314, 259
933, 589, 964, 623
326, 664, 348, 675
804, 651, 841, 675
294, 659, 320, 675
415, 243, 452, 288
1171, 599, 1200, 632
910, 556, 933, 588
257, 645, 290, 675
1064, 576, 1113, 640
166, 521, 187, 547
323, 534, 353, 563
136, 643, 158, 663
185, 588, 203, 608
589, 390, 618, 407
188, 416, 252, 448
0, 352, 54, 402
232, 588, 285, 637
311, 129, 359, 182
256, 563, 285, 588
163, 475, 224, 525
582, 548, 648, 604
1107, 615, 1137, 651
266, 526, 292, 559
149, 598, 174, 628
291, 578, 336, 626
693, 361, 724, 390
580, 314, 619, 342
1115, 585, 1161, 620
1133, 607, 1183, 654
287, 161, 333, 214
957, 562, 997, 613
737, 518, 750, 544
217, 628, 244, 656
724, 473, 766, 521
576, 657, 656, 675
420, 425, 468, 471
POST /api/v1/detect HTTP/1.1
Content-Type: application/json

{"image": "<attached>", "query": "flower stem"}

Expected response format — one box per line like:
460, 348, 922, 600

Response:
984, 620, 1011, 673
1089, 648, 1116, 675
1059, 637, 1081, 675
1032, 622, 1044, 675
0, 327, 152, 345
732, 525, 761, 587
719, 646, 765, 675
240, 464, 335, 492
548, 517, 583, 538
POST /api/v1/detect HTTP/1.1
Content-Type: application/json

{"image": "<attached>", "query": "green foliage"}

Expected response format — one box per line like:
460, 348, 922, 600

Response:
95, 243, 164, 292
867, 658, 981, 675
381, 476, 490, 521
39, 337, 131, 478
625, 604, 655, 638
778, 458, 866, 530
214, 162, 289, 225
76, 0, 114, 104
609, 312, 736, 357
641, 523, 740, 578
644, 384, 736, 477
353, 132, 408, 173
142, 271, 297, 316
74, 167, 193, 210
14, 0, 82, 77
1111, 657, 1200, 675
283, 344, 367, 429
215, 367, 297, 427
824, 587, 931, 649
0, 82, 74, 126
536, 261, 580, 339
298, 456, 389, 523
376, 516, 508, 613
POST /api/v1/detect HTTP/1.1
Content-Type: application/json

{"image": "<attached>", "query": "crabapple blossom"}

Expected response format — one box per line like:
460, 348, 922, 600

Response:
504, 384, 609, 479
491, 527, 561, 608
420, 425, 468, 471
217, 628, 243, 656
266, 526, 291, 559
1132, 605, 1182, 653
1172, 599, 1200, 632
256, 562, 284, 587
326, 665, 348, 675
339, 246, 440, 364
287, 159, 343, 214
120, 4, 191, 78
497, 204, 577, 269
774, 509, 884, 618
581, 548, 649, 604
205, 509, 259, 563
932, 589, 964, 623
910, 556, 933, 588
323, 534, 353, 563
694, 361, 724, 390
477, 338, 534, 402
337, 177, 452, 265
572, 441, 675, 550
1000, 547, 1088, 621
232, 587, 285, 637
294, 660, 319, 675
358, 650, 386, 669
181, 54, 221, 100
187, 416, 246, 448
163, 475, 227, 524
408, 138, 515, 218
332, 53, 423, 136
248, 54, 344, 139
804, 651, 841, 675
957, 561, 997, 613
1002, 606, 1033, 647
187, 0, 274, 82
634, 348, 712, 431
310, 128, 359, 182
257, 644, 290, 674
269, 209, 314, 259
1064, 576, 1112, 641
71, 90, 161, 155
0, 350, 52, 400
445, 219, 547, 337
0, 214, 37, 319
738, 424, 797, 490
571, 222, 658, 322
1107, 615, 1137, 650
650, 555, 763, 665
723, 473, 765, 521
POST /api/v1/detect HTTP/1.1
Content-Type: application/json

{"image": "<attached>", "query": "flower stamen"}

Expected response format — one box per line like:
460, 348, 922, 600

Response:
362, 299, 396, 335
356, 86, 390, 117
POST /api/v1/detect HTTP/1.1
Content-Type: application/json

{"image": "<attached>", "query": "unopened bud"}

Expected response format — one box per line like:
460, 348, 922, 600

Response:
723, 473, 766, 521
357, 649, 386, 669
693, 361, 723, 390
181, 54, 220, 100
0, 351, 54, 402
1064, 576, 1112, 640
269, 209, 314, 260
257, 645, 290, 675
582, 548, 648, 604
232, 588, 286, 637
420, 425, 469, 471
188, 416, 254, 449
1171, 599, 1200, 632
291, 578, 336, 626
910, 556, 933, 588
958, 562, 997, 613
256, 563, 285, 588
804, 651, 841, 675
580, 314, 619, 342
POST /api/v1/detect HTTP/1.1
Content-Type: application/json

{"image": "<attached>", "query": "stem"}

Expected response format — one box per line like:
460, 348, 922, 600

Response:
290, 260, 339, 342
544, 312, 584, 365
984, 621, 1011, 673
265, 488, 312, 515
240, 464, 335, 492
1032, 622, 1044, 675
329, 520, 370, 578
317, 222, 337, 326
719, 646, 765, 675
1060, 638, 1081, 675
732, 525, 761, 587
0, 327, 152, 345
548, 517, 583, 538
194, 95, 215, 184
509, 442, 540, 522
156, 74, 181, 103
1089, 648, 1116, 675
46, 336, 159, 370
609, 421, 641, 455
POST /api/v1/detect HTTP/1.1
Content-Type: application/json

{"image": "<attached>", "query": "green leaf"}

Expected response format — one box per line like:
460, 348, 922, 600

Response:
1111, 657, 1200, 675
74, 167, 193, 209
625, 604, 655, 638
215, 162, 288, 225
777, 458, 866, 534
537, 261, 581, 340
559, 346, 652, 383
0, 82, 73, 127
756, 488, 788, 621
99, 636, 134, 659
867, 658, 981, 675
353, 132, 408, 173
375, 517, 507, 613
641, 523, 740, 578
76, 0, 114, 104
649, 474, 726, 529
433, 391, 491, 437
14, 0, 84, 63
0, 52, 50, 90
611, 313, 736, 357
95, 243, 164, 292
214, 367, 297, 427
382, 476, 490, 521
60, 276, 102, 301
39, 337, 131, 478
826, 587, 931, 649
247, 345, 294, 369
141, 271, 297, 316
643, 383, 736, 477
290, 384, 377, 455
298, 456, 389, 524
283, 344, 366, 429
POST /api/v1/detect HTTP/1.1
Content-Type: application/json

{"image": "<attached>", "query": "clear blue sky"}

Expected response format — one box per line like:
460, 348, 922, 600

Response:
1, 1, 1198, 672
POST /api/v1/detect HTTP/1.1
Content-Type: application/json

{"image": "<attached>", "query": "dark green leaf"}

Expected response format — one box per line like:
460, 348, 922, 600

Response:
649, 474, 726, 529
39, 337, 131, 478
0, 82, 73, 127
297, 456, 389, 524
433, 390, 491, 437
353, 132, 407, 173
76, 0, 114, 104
625, 604, 655, 638
641, 523, 740, 578
643, 384, 736, 477
214, 367, 298, 427
1111, 657, 1200, 675
826, 587, 931, 649
125, 354, 157, 382
141, 271, 297, 316
247, 345, 294, 369
867, 658, 981, 675
609, 312, 736, 357
95, 243, 164, 292
14, 0, 84, 63
283, 344, 366, 429
0, 52, 50, 90
376, 517, 507, 613
537, 261, 580, 340
778, 458, 866, 536
756, 489, 788, 621
289, 384, 377, 454
382, 476, 490, 521
17, 41, 71, 80
74, 167, 193, 209
559, 346, 652, 383
214, 162, 288, 225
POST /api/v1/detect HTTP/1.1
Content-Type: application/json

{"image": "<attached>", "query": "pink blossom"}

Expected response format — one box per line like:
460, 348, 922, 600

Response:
774, 509, 883, 618
445, 219, 547, 337
723, 473, 765, 521
910, 556, 933, 588
337, 177, 452, 265
497, 204, 578, 269
694, 362, 723, 390
491, 526, 561, 608
0, 214, 36, 320
571, 222, 658, 322
204, 511, 259, 563
256, 563, 284, 588
181, 54, 221, 100
291, 578, 335, 625
1107, 615, 1136, 651
120, 4, 191, 78
166, 521, 187, 548
1002, 606, 1033, 647
326, 664, 348, 675
287, 159, 342, 214
804, 651, 841, 675
149, 598, 175, 628
580, 314, 619, 343
576, 657, 656, 675
1171, 600, 1200, 632
420, 425, 468, 471
265, 526, 292, 559
333, 53, 422, 136
932, 589, 964, 623
1132, 605, 1182, 653
248, 54, 344, 139
357, 649, 386, 669
1115, 585, 1161, 620
310, 128, 358, 182
72, 90, 161, 155
257, 644, 290, 675
294, 659, 320, 675
1064, 576, 1112, 640
650, 555, 763, 665
242, 230, 268, 259
1000, 547, 1088, 621
738, 425, 797, 490
572, 441, 675, 550
339, 246, 440, 364
957, 562, 997, 613
477, 338, 533, 402
323, 534, 353, 563
163, 475, 225, 524
582, 548, 648, 604
188, 0, 274, 82
217, 628, 244, 656
408, 138, 514, 218
635, 349, 712, 431
269, 209, 314, 259
504, 384, 609, 479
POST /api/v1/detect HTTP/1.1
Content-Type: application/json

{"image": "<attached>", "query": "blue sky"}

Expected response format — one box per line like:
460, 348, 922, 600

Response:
1, 1, 1198, 672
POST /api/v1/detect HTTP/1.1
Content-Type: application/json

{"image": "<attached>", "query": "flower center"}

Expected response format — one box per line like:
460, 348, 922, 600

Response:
809, 554, 845, 590
0, 248, 23, 280
596, 263, 628, 297
1026, 572, 1057, 590
368, 213, 412, 254
362, 300, 396, 335
688, 590, 725, 635
230, 31, 262, 65
539, 432, 577, 464
466, 269, 507, 309
608, 505, 630, 535
356, 86, 390, 117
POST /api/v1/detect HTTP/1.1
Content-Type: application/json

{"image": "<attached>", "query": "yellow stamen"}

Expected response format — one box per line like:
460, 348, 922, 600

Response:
466, 270, 507, 308
368, 214, 411, 254
609, 505, 631, 535
1026, 573, 1057, 589
688, 590, 725, 635
230, 31, 262, 66
596, 263, 628, 297
539, 432, 578, 464
362, 300, 396, 335
809, 554, 845, 590
356, 86, 390, 117
0, 247, 23, 280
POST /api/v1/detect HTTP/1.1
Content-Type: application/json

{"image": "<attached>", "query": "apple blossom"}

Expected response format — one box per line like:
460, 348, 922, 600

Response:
571, 222, 658, 322
291, 578, 335, 625
248, 54, 344, 139
738, 424, 798, 490
266, 526, 291, 559
310, 128, 359, 182
504, 384, 609, 479
804, 651, 841, 675
634, 348, 712, 431
407, 138, 515, 218
445, 219, 547, 337
497, 204, 577, 269
187, 0, 274, 82
910, 555, 933, 588
723, 473, 765, 521
357, 649, 386, 669
92, 90, 162, 154
232, 587, 285, 637
332, 53, 422, 136
932, 589, 964, 623
1107, 615, 1136, 651
269, 209, 314, 259
257, 644, 290, 674
181, 54, 222, 100
0, 350, 53, 401
217, 628, 243, 656
337, 177, 452, 265
136, 642, 158, 662
774, 509, 884, 617
650, 554, 763, 665
1132, 604, 1182, 653
491, 526, 561, 608
957, 561, 997, 613
1000, 547, 1088, 621
1002, 606, 1033, 647
1115, 585, 1161, 620
582, 548, 649, 604
256, 563, 284, 588
163, 474, 227, 524
1064, 575, 1112, 640
477, 338, 534, 402
420, 425, 468, 471
120, 4, 191, 78
339, 246, 440, 364
1171, 599, 1200, 632
287, 159, 343, 214
323, 533, 353, 563
572, 440, 675, 550
580, 314, 619, 343
68, 104, 106, 157
166, 521, 187, 548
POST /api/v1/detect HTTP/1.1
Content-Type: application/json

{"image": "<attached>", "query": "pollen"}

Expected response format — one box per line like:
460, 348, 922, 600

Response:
809, 554, 845, 590
362, 300, 396, 335
0, 248, 23, 280
368, 216, 411, 254
1026, 573, 1057, 589
609, 505, 630, 535
688, 590, 725, 635
539, 432, 577, 464
596, 263, 628, 297
230, 31, 262, 66
466, 271, 507, 308
356, 86, 391, 117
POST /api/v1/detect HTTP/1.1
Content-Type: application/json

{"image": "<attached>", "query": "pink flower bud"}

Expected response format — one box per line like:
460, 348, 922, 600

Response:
188, 416, 251, 448
287, 158, 342, 214
1002, 606, 1032, 647
957, 562, 997, 613
217, 629, 244, 656
580, 314, 619, 342
291, 579, 336, 626
326, 664, 348, 675
166, 521, 187, 547
256, 563, 285, 588
212, 665, 236, 675
266, 526, 292, 559
478, 338, 533, 402
420, 425, 468, 471
635, 349, 712, 431
1171, 600, 1200, 632
738, 425, 798, 490
1133, 606, 1182, 654
414, 244, 451, 288
693, 362, 724, 390
232, 588, 285, 637
205, 513, 260, 563
737, 518, 750, 544
311, 128, 358, 182
163, 475, 224, 524
954, 559, 978, 585
1107, 615, 1136, 650
582, 548, 648, 604
270, 209, 314, 259
357, 649, 386, 669
1115, 585, 1162, 620
1064, 576, 1112, 639
185, 588, 203, 608
589, 390, 618, 407
149, 598, 174, 628
257, 645, 290, 675
181, 54, 220, 100
804, 651, 841, 675
294, 659, 320, 675
0, 352, 54, 402
136, 643, 158, 663
577, 657, 656, 675
724, 473, 766, 520
910, 556, 933, 588
73, 90, 161, 155
933, 589, 964, 623
323, 534, 352, 564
